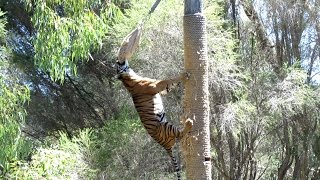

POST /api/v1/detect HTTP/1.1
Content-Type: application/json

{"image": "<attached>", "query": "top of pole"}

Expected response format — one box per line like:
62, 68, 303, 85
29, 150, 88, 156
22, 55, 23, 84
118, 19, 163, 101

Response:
184, 0, 203, 15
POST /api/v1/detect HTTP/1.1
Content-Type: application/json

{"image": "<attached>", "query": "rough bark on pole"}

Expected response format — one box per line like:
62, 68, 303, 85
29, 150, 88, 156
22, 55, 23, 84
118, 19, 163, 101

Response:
182, 0, 211, 179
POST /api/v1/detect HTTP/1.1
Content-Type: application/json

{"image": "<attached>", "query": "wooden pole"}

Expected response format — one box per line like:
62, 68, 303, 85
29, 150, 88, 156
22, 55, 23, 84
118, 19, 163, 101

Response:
184, 0, 203, 14
182, 0, 211, 179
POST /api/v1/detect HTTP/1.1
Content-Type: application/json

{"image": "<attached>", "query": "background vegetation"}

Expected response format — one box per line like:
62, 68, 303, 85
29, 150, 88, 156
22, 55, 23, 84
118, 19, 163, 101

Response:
0, 0, 319, 179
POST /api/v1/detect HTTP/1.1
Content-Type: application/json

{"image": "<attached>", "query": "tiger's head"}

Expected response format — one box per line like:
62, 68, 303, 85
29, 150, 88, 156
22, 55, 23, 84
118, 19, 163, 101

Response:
116, 60, 129, 74
115, 60, 136, 79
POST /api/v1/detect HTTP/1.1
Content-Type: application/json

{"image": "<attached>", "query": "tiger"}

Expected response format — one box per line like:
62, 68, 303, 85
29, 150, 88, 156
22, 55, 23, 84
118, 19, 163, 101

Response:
116, 60, 193, 180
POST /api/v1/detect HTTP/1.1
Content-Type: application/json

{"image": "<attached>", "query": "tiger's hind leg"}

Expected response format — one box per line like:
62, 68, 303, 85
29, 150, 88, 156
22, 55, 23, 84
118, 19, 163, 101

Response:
154, 119, 192, 180
169, 118, 192, 180
149, 122, 182, 179
155, 118, 193, 151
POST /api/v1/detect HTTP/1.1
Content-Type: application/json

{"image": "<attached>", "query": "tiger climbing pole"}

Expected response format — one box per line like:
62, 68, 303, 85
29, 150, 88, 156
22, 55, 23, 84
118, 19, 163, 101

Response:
182, 0, 211, 179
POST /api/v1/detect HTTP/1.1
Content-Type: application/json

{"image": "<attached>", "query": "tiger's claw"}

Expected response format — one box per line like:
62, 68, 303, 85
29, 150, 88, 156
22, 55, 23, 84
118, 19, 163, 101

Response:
185, 118, 193, 132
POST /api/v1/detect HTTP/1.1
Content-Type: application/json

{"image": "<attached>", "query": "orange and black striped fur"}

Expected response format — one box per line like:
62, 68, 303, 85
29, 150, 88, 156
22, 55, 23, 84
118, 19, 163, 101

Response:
116, 60, 192, 179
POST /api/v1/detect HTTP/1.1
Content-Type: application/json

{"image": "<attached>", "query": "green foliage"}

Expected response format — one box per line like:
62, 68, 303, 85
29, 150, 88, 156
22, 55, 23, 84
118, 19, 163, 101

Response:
0, 77, 32, 176
110, 0, 156, 39
314, 134, 320, 161
91, 106, 142, 167
0, 0, 318, 179
92, 112, 182, 179
25, 0, 123, 81
12, 106, 177, 179
0, 11, 6, 44
0, 9, 32, 176
0, 11, 8, 61
268, 68, 318, 115
11, 129, 98, 179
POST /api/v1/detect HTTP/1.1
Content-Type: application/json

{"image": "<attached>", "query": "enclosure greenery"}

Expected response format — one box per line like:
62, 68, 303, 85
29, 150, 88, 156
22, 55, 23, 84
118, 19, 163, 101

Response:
0, 10, 31, 176
0, 0, 320, 179
25, 0, 123, 81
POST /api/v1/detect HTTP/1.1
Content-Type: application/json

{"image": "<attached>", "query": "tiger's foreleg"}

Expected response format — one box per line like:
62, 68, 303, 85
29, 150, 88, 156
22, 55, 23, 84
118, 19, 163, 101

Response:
151, 72, 190, 94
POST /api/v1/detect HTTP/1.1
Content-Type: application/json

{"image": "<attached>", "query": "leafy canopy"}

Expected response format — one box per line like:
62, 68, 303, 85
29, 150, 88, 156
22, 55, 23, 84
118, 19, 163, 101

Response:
25, 0, 123, 81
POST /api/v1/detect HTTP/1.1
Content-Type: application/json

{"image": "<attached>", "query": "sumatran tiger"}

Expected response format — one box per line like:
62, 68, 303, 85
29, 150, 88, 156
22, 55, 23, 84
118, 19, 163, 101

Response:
116, 60, 193, 180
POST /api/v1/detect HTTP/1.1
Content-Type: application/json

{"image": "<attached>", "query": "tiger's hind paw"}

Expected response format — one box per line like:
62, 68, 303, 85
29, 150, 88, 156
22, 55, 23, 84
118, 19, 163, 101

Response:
184, 118, 193, 132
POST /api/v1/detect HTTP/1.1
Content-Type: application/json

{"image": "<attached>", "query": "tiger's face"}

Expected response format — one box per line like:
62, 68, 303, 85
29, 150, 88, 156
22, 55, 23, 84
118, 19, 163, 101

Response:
116, 60, 129, 74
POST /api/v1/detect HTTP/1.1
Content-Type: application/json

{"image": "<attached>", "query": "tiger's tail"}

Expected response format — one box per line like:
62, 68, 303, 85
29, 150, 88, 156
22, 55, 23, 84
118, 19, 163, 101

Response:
167, 149, 182, 180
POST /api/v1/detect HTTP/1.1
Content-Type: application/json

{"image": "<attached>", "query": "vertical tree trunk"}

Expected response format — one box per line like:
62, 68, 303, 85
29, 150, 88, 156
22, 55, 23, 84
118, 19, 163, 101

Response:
182, 0, 211, 179
278, 117, 293, 180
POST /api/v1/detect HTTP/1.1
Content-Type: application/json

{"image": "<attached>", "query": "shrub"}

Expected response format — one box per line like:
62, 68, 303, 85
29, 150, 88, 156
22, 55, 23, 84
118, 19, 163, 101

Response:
0, 77, 32, 177
12, 106, 180, 179
0, 9, 32, 177
11, 129, 97, 179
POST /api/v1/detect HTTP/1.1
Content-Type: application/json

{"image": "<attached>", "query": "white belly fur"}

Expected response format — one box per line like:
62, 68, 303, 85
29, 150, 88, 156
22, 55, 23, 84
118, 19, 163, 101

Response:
153, 94, 164, 114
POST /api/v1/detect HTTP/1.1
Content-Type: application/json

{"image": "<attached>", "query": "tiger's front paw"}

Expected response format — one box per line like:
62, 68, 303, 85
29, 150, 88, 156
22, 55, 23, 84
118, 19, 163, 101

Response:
181, 71, 191, 81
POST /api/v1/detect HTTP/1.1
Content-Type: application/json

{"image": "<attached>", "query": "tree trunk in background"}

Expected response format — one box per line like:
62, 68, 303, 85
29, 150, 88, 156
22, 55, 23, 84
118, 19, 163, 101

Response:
182, 0, 211, 179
